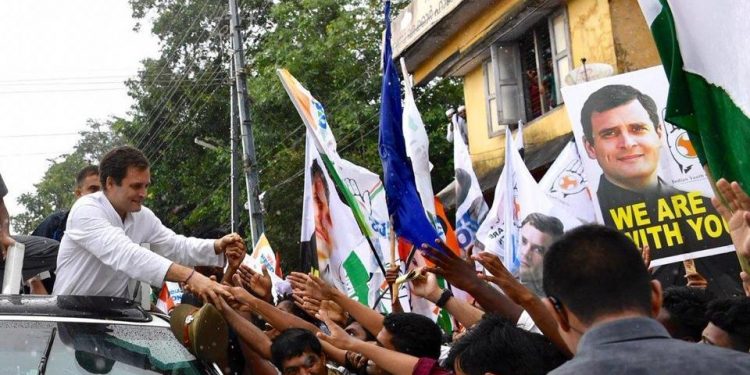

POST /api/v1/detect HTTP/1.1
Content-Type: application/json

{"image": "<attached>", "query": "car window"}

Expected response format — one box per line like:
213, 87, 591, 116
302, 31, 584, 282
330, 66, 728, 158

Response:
0, 320, 210, 374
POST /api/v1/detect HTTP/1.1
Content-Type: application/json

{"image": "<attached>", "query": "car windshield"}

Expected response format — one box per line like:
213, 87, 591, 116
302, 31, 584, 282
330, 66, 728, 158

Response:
0, 320, 209, 374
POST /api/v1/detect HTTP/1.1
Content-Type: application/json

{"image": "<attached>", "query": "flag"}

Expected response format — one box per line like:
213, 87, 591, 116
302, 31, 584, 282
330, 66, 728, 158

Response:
155, 283, 175, 314
453, 114, 489, 253
539, 141, 596, 226
278, 69, 393, 307
401, 59, 446, 240
515, 120, 525, 159
476, 127, 553, 275
379, 1, 441, 250
639, 0, 750, 189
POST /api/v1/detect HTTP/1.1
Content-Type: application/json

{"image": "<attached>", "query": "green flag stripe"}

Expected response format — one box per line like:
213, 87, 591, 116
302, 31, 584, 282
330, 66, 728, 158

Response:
342, 252, 370, 305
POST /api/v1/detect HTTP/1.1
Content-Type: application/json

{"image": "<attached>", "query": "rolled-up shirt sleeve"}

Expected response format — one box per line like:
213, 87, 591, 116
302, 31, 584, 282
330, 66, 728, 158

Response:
64, 202, 173, 287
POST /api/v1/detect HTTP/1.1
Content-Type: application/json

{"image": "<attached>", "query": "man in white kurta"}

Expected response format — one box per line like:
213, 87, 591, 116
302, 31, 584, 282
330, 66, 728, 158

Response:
53, 145, 241, 299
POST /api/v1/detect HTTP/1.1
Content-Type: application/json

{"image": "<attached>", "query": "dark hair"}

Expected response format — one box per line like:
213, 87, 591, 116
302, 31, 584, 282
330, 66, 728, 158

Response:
382, 312, 442, 359
705, 297, 750, 351
76, 165, 99, 187
522, 212, 564, 238
310, 159, 329, 200
580, 84, 661, 144
445, 314, 567, 375
662, 286, 713, 341
99, 146, 149, 188
271, 328, 322, 370
543, 225, 652, 324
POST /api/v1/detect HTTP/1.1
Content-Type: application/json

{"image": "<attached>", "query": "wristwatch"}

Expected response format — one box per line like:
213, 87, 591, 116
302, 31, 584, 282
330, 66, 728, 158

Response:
435, 289, 453, 308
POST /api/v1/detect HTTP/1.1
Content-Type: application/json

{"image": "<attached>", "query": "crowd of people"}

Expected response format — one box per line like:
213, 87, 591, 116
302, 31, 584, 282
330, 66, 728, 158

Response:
1, 145, 750, 374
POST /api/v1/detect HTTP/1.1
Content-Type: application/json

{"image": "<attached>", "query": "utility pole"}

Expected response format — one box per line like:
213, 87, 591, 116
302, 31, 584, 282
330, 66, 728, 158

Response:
229, 0, 264, 245
229, 59, 242, 234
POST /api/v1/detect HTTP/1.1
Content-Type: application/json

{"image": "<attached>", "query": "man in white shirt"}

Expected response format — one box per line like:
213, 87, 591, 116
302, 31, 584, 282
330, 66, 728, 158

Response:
53, 146, 241, 301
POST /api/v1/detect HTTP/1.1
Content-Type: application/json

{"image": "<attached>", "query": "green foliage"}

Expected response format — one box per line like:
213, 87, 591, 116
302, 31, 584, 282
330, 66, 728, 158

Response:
13, 120, 123, 234
117, 0, 464, 271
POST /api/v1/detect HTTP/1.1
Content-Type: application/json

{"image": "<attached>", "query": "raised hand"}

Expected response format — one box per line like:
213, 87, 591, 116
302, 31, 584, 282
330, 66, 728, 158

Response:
237, 264, 273, 302
186, 273, 234, 311
472, 252, 529, 303
316, 310, 358, 351
420, 239, 482, 292
225, 244, 245, 271
712, 178, 750, 258
288, 272, 335, 301
409, 267, 441, 302
214, 233, 245, 255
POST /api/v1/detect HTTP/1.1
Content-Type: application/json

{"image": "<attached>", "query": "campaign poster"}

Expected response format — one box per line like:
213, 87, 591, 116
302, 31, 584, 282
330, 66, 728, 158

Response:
561, 66, 735, 267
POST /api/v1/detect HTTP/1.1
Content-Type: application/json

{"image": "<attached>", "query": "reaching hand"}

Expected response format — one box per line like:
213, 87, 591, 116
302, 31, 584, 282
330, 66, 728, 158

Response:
316, 310, 358, 351
228, 274, 258, 306
712, 179, 750, 258
288, 272, 335, 301
472, 252, 529, 303
409, 267, 441, 302
385, 265, 399, 286
214, 233, 246, 255
420, 239, 482, 292
237, 264, 273, 302
225, 244, 245, 272
186, 272, 233, 311
292, 292, 321, 317
0, 234, 14, 260
320, 300, 348, 327
741, 272, 750, 297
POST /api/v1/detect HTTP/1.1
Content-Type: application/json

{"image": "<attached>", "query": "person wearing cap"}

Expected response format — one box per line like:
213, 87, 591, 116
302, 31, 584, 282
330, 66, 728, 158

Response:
53, 146, 241, 301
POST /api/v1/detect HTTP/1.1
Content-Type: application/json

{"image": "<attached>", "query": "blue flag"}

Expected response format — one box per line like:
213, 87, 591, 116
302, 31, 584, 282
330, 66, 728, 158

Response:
378, 1, 440, 249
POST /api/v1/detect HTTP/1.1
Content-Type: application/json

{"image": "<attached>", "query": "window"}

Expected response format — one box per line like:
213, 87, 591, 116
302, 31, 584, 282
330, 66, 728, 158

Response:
484, 9, 571, 137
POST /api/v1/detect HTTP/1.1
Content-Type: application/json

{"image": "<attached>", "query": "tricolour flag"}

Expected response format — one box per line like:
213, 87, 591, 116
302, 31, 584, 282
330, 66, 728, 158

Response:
453, 113, 489, 253
155, 282, 175, 314
278, 69, 392, 308
639, 0, 750, 190
379, 1, 440, 250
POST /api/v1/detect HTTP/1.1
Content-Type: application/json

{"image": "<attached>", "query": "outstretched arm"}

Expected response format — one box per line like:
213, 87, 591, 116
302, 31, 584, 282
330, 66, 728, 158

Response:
409, 268, 484, 328
289, 272, 385, 337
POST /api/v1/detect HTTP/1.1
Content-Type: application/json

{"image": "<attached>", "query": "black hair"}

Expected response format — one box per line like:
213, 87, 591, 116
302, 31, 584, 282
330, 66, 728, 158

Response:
76, 165, 99, 187
310, 159, 329, 200
382, 312, 442, 359
521, 212, 564, 238
271, 328, 322, 370
543, 225, 652, 325
705, 297, 750, 351
276, 294, 322, 327
580, 84, 661, 144
445, 314, 567, 375
99, 146, 149, 188
662, 286, 714, 341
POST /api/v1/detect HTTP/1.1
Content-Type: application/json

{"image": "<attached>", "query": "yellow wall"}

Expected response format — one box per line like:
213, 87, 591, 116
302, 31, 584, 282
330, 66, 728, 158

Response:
567, 0, 618, 71
609, 0, 661, 72
414, 0, 524, 84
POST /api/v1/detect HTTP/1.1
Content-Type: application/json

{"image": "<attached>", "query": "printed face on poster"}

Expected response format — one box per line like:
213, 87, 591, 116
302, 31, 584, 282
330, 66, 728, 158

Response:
561, 66, 734, 266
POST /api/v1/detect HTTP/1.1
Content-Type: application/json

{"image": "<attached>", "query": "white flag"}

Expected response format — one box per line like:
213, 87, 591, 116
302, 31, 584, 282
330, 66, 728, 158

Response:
539, 141, 596, 227
453, 114, 488, 253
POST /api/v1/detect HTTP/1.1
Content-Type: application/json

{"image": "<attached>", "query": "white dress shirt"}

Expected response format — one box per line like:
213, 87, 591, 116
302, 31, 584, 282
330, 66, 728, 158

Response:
53, 191, 224, 297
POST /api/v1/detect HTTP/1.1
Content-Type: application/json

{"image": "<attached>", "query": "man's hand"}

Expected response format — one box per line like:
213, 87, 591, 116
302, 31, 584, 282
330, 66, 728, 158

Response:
712, 178, 750, 258
288, 272, 335, 301
225, 245, 245, 271
320, 300, 348, 326
316, 310, 358, 351
741, 271, 750, 297
420, 239, 482, 292
214, 233, 245, 255
472, 252, 531, 303
237, 264, 273, 302
228, 274, 259, 307
385, 265, 399, 286
185, 272, 233, 311
409, 267, 441, 302
0, 234, 14, 260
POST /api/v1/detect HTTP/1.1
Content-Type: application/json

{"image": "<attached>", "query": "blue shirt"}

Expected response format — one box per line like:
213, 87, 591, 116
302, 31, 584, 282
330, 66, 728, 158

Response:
551, 317, 750, 374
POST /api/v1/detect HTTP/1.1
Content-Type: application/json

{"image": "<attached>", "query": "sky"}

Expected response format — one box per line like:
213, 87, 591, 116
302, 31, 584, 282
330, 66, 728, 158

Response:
0, 0, 159, 230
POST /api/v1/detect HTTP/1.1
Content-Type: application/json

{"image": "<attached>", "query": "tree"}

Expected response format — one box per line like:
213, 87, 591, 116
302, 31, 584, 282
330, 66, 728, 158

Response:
121, 0, 463, 271
13, 120, 123, 234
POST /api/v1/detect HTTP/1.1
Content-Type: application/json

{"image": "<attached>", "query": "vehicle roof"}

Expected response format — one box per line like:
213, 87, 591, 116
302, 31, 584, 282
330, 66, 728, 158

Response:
0, 295, 163, 325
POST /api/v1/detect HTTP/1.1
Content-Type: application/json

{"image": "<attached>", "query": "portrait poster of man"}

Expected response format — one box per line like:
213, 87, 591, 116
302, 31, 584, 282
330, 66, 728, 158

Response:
562, 67, 741, 294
